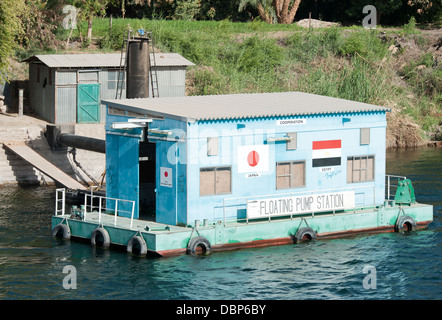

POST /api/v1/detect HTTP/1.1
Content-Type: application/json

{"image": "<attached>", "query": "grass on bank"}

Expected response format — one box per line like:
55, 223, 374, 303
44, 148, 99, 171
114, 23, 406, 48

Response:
20, 18, 442, 144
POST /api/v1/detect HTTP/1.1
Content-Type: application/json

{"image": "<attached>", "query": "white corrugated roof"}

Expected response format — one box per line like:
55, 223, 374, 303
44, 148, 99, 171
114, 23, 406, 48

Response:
102, 91, 390, 123
22, 53, 194, 68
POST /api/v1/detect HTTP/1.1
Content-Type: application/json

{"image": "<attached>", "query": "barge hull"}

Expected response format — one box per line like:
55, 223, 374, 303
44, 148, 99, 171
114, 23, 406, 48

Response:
52, 202, 433, 257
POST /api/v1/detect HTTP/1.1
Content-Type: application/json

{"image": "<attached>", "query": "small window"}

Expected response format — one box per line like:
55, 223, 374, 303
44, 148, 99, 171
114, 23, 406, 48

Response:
360, 128, 370, 145
347, 155, 374, 183
286, 132, 297, 150
276, 161, 305, 189
200, 167, 231, 196
78, 70, 99, 83
108, 69, 125, 90
108, 107, 126, 116
207, 137, 219, 156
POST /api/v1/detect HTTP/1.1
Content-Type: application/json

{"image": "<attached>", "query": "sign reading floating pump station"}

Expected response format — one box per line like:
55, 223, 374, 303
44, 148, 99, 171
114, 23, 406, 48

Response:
247, 191, 355, 219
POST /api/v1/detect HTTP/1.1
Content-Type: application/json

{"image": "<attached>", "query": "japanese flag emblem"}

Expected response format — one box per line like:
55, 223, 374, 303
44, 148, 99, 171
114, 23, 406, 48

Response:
238, 145, 269, 173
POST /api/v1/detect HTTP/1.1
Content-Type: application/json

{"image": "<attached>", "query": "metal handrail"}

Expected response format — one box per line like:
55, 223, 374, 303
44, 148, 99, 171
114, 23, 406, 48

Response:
83, 193, 136, 229
385, 174, 407, 201
54, 188, 135, 228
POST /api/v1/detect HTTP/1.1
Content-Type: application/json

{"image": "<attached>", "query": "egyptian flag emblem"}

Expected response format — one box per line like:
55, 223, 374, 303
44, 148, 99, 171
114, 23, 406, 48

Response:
312, 140, 341, 167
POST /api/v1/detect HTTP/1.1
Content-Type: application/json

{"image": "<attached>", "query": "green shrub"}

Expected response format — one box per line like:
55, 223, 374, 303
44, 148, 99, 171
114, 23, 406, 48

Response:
403, 17, 417, 35
339, 30, 388, 60
234, 36, 284, 73
173, 0, 201, 21
99, 24, 132, 51
285, 28, 343, 63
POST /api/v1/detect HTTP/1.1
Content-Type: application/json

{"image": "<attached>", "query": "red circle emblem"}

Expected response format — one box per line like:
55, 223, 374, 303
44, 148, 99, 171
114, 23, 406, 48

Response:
247, 151, 259, 167
164, 171, 168, 177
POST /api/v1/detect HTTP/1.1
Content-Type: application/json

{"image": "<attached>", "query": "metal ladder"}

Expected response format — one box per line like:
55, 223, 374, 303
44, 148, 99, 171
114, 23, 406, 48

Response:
115, 29, 132, 99
146, 32, 159, 98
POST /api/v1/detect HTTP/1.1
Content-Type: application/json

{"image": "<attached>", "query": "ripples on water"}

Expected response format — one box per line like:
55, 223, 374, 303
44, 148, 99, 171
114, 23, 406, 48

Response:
0, 148, 440, 300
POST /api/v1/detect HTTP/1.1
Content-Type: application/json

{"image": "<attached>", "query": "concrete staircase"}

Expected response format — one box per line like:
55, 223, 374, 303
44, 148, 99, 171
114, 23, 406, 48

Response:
0, 127, 46, 185
0, 122, 106, 188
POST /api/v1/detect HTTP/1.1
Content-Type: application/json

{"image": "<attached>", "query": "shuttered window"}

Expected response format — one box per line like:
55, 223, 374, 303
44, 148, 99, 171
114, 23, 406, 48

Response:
276, 161, 305, 189
286, 132, 297, 150
347, 155, 375, 183
207, 137, 219, 156
200, 167, 231, 196
360, 128, 370, 145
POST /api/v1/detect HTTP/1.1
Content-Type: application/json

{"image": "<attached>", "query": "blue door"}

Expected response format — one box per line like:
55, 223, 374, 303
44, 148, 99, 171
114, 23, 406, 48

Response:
106, 133, 140, 218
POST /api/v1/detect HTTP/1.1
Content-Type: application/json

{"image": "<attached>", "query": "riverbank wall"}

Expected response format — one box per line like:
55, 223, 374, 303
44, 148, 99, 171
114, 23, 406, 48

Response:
0, 113, 105, 188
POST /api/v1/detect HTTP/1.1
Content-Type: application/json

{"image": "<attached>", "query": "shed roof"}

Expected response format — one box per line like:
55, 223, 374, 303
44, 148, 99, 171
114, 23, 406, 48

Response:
22, 53, 194, 68
102, 91, 390, 123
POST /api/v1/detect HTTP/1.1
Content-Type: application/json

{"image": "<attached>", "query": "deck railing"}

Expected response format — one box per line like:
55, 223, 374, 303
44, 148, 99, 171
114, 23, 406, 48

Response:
83, 192, 136, 228
54, 188, 136, 229
385, 174, 407, 201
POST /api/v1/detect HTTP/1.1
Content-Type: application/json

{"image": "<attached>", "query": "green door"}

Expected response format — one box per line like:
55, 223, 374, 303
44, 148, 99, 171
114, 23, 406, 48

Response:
77, 83, 100, 123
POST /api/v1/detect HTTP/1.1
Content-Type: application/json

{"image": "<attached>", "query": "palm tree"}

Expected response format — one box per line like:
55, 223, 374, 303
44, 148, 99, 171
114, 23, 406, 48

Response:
239, 0, 276, 23
239, 0, 302, 24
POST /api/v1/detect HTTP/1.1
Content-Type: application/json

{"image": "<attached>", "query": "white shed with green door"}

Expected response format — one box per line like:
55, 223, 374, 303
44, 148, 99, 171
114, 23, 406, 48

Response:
23, 53, 194, 124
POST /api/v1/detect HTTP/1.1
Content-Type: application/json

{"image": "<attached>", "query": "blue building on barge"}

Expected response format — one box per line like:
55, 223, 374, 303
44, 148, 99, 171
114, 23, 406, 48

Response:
52, 91, 433, 256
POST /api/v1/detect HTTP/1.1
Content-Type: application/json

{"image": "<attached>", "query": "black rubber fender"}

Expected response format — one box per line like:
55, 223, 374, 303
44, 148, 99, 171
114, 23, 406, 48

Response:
52, 223, 71, 240
395, 215, 416, 233
187, 236, 212, 255
90, 227, 110, 248
127, 235, 148, 256
294, 227, 317, 244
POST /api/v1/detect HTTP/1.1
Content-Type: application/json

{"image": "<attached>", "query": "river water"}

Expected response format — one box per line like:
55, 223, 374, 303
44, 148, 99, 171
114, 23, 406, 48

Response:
0, 148, 440, 300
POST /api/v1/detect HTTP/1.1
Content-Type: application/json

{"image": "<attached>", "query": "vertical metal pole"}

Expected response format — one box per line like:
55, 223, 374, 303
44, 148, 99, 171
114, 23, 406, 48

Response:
353, 187, 356, 213
387, 175, 390, 200
373, 185, 376, 209
55, 190, 59, 216
98, 196, 102, 224
130, 202, 135, 229
311, 191, 315, 218
245, 198, 248, 224
18, 89, 23, 117
114, 199, 118, 226
84, 193, 87, 221
62, 189, 65, 215
223, 198, 225, 226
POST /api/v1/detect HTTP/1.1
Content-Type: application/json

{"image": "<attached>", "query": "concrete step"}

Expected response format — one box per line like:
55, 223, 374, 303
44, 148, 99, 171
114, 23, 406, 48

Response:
0, 125, 105, 187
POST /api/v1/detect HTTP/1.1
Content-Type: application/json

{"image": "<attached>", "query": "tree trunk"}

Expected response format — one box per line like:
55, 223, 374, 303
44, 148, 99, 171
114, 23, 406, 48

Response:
257, 3, 274, 24
87, 18, 93, 42
273, 0, 301, 24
